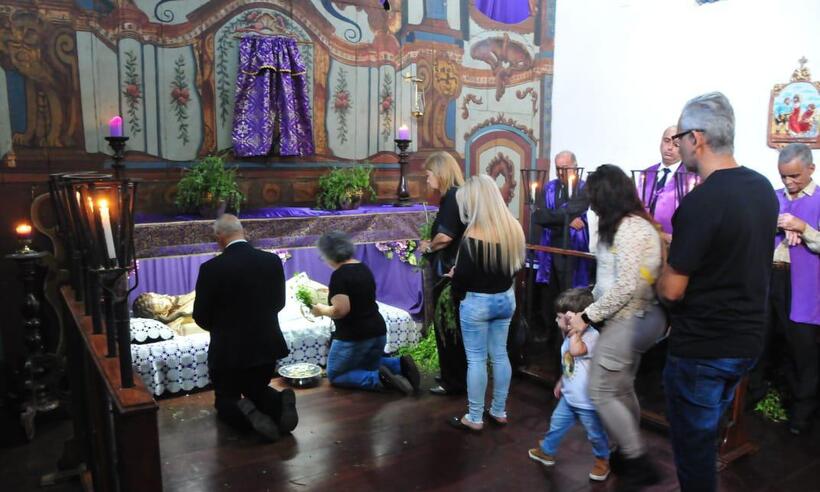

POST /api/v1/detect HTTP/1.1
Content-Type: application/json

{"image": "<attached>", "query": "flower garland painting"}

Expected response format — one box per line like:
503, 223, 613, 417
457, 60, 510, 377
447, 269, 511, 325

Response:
333, 68, 352, 144
170, 55, 191, 145
379, 72, 394, 143
122, 50, 142, 136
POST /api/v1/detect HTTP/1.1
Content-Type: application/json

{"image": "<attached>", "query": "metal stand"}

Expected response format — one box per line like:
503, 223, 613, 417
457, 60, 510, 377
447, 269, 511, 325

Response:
393, 139, 412, 207
97, 268, 134, 388
104, 136, 129, 179
5, 250, 60, 440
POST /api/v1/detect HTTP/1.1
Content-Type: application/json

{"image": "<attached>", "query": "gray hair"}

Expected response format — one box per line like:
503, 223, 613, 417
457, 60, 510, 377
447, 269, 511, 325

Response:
778, 143, 814, 167
555, 150, 578, 166
679, 92, 735, 155
317, 230, 355, 263
213, 214, 244, 236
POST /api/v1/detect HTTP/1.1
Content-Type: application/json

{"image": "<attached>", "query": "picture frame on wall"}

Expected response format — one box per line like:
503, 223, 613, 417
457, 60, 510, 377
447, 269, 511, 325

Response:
767, 57, 820, 149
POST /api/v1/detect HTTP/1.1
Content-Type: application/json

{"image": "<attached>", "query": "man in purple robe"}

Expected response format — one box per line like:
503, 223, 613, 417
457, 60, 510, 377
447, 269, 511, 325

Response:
530, 151, 591, 361
770, 143, 820, 435
640, 126, 686, 240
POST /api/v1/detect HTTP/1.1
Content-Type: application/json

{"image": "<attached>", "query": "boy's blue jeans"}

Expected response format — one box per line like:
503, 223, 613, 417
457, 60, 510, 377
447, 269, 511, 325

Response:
663, 354, 755, 492
541, 397, 610, 459
326, 335, 400, 390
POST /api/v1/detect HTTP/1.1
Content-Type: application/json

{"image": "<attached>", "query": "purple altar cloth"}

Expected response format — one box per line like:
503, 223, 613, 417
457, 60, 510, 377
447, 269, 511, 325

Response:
134, 205, 436, 259
129, 243, 423, 315
475, 0, 531, 24
135, 204, 435, 224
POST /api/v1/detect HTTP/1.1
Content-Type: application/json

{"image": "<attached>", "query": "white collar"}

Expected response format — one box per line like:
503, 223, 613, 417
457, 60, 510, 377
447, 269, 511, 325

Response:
226, 239, 248, 248
657, 161, 680, 179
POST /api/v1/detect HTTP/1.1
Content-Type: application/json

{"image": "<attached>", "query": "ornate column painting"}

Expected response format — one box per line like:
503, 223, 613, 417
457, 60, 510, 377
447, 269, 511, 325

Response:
768, 57, 820, 149
0, 0, 556, 174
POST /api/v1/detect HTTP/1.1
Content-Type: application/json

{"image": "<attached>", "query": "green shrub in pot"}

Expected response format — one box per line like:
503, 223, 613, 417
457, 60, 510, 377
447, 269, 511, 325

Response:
174, 155, 244, 218
316, 166, 375, 210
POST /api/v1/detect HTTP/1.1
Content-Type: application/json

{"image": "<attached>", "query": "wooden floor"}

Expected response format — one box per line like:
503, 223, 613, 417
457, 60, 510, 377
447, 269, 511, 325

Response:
155, 374, 820, 492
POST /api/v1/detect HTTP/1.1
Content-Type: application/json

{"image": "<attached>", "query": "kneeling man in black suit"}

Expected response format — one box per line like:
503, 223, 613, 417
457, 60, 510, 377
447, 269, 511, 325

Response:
193, 214, 297, 441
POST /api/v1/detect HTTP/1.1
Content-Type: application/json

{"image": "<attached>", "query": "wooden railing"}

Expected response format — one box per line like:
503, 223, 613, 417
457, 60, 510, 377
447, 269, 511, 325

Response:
61, 286, 162, 491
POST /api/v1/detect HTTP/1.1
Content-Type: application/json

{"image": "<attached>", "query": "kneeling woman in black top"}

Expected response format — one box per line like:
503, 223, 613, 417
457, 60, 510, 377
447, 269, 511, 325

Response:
311, 231, 419, 395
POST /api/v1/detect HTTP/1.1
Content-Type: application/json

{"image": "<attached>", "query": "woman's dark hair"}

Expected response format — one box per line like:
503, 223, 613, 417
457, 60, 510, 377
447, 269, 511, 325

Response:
317, 230, 355, 263
585, 164, 654, 245
554, 287, 594, 314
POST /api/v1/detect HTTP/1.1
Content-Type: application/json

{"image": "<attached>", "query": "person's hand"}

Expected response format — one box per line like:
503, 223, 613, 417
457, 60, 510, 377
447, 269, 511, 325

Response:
443, 266, 455, 278
567, 312, 588, 334
785, 230, 803, 247
778, 213, 807, 233
569, 217, 585, 230
661, 232, 672, 245
310, 304, 326, 317
419, 240, 432, 254
553, 381, 562, 400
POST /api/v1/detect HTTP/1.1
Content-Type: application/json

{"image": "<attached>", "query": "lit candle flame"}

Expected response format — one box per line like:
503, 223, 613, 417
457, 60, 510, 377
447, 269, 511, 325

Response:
16, 223, 32, 237
530, 182, 537, 203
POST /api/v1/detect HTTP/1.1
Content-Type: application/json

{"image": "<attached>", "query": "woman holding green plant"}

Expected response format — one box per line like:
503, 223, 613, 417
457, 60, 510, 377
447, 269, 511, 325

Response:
311, 231, 420, 395
419, 151, 468, 396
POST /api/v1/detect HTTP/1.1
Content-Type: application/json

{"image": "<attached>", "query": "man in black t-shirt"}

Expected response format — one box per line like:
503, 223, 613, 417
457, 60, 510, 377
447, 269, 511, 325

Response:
656, 92, 778, 492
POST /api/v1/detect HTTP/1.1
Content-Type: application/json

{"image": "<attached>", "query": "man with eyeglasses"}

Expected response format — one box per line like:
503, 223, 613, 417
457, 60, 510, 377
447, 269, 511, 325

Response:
639, 126, 686, 240
656, 92, 779, 492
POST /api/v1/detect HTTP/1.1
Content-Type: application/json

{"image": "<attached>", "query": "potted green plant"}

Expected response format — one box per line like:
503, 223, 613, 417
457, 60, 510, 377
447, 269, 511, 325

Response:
174, 155, 244, 218
316, 166, 375, 210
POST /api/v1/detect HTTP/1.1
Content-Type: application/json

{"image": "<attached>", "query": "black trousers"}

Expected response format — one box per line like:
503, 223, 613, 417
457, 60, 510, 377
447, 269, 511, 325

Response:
210, 363, 284, 430
770, 268, 819, 423
432, 277, 467, 394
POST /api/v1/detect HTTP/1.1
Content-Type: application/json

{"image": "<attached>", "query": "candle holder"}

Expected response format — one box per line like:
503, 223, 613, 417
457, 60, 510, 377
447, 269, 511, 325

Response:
674, 171, 700, 204
394, 139, 413, 207
555, 167, 585, 201
105, 136, 129, 179
632, 169, 659, 212
5, 249, 61, 440
15, 224, 34, 254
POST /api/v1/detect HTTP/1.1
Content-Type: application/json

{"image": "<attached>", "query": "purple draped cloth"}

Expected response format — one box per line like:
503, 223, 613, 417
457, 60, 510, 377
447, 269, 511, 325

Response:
536, 179, 591, 286
232, 36, 314, 157
475, 0, 532, 24
640, 163, 686, 234
129, 244, 423, 315
775, 188, 820, 325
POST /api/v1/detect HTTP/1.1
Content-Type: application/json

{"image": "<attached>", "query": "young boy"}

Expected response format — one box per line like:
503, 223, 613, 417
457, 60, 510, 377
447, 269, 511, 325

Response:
528, 287, 610, 481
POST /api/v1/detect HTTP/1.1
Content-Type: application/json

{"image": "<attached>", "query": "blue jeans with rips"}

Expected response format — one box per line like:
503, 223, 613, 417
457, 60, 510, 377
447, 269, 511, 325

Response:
459, 289, 515, 424
663, 354, 756, 492
541, 397, 610, 459
326, 335, 400, 390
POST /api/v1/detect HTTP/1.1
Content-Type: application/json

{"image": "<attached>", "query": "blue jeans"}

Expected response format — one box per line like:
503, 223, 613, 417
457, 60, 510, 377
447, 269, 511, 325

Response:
326, 336, 400, 390
541, 397, 610, 459
663, 354, 756, 492
460, 289, 515, 424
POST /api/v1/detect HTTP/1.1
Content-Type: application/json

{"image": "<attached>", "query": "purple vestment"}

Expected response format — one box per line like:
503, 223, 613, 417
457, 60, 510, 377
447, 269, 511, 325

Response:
232, 36, 314, 157
535, 179, 591, 286
640, 163, 687, 234
775, 188, 820, 325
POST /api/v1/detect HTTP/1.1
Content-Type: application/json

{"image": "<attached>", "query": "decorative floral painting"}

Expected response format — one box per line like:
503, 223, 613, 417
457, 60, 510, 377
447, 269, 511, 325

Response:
768, 58, 820, 149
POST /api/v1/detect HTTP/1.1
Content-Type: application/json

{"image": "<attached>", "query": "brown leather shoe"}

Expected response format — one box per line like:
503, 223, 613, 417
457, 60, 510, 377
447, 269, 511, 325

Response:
589, 457, 610, 481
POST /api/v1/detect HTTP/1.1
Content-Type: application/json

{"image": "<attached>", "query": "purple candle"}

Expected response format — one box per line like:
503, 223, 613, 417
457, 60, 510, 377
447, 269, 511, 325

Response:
396, 125, 410, 140
109, 116, 123, 137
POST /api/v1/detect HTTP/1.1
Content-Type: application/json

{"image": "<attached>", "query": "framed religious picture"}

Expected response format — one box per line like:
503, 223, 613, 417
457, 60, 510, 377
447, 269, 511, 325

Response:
768, 57, 820, 149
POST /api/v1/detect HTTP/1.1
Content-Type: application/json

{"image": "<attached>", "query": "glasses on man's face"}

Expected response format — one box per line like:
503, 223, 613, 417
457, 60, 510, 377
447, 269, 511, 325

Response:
670, 128, 705, 144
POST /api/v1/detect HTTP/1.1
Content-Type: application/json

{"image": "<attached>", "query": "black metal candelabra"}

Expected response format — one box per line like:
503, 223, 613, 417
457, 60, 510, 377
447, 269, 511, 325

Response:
394, 139, 412, 207
5, 250, 60, 440
105, 136, 129, 179
97, 267, 134, 387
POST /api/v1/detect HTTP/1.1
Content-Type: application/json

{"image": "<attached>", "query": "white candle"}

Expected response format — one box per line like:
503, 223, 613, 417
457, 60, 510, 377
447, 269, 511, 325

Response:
568, 174, 575, 199
98, 199, 117, 261
530, 182, 537, 203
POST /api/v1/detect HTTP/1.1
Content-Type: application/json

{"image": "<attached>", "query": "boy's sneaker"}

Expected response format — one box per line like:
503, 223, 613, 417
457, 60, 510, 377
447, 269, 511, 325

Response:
589, 457, 610, 481
528, 448, 556, 466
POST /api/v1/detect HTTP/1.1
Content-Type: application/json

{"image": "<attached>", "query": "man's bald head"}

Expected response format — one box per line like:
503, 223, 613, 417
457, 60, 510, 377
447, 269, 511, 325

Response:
660, 125, 681, 166
213, 214, 245, 250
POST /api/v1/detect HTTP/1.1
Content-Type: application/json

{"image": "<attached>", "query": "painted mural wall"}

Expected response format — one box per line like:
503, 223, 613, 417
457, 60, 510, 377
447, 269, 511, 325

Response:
0, 0, 555, 213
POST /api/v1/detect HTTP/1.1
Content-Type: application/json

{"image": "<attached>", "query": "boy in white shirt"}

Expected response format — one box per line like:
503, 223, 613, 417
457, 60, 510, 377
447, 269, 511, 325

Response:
528, 288, 610, 481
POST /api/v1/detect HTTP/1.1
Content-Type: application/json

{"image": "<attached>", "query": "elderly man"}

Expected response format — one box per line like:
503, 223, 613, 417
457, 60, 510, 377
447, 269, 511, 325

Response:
193, 214, 298, 441
771, 143, 820, 435
640, 125, 686, 237
657, 92, 778, 492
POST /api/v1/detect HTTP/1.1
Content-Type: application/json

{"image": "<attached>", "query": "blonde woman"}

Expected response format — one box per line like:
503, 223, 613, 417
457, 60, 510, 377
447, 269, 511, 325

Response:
419, 151, 468, 396
447, 174, 526, 431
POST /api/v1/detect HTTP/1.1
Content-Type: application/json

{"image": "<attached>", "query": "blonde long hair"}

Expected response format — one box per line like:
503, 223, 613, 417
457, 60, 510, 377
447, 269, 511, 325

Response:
456, 174, 526, 276
424, 151, 464, 192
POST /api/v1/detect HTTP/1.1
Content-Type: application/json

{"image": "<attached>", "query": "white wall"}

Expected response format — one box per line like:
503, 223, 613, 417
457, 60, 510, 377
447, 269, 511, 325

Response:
550, 0, 820, 187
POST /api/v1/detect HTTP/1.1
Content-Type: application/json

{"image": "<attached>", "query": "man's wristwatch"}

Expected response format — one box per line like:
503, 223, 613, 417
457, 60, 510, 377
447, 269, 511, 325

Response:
581, 312, 592, 325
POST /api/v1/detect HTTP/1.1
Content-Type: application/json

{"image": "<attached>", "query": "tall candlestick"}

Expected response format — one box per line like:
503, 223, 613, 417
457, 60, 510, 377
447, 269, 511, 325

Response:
397, 125, 410, 140
98, 199, 117, 261
109, 116, 123, 137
